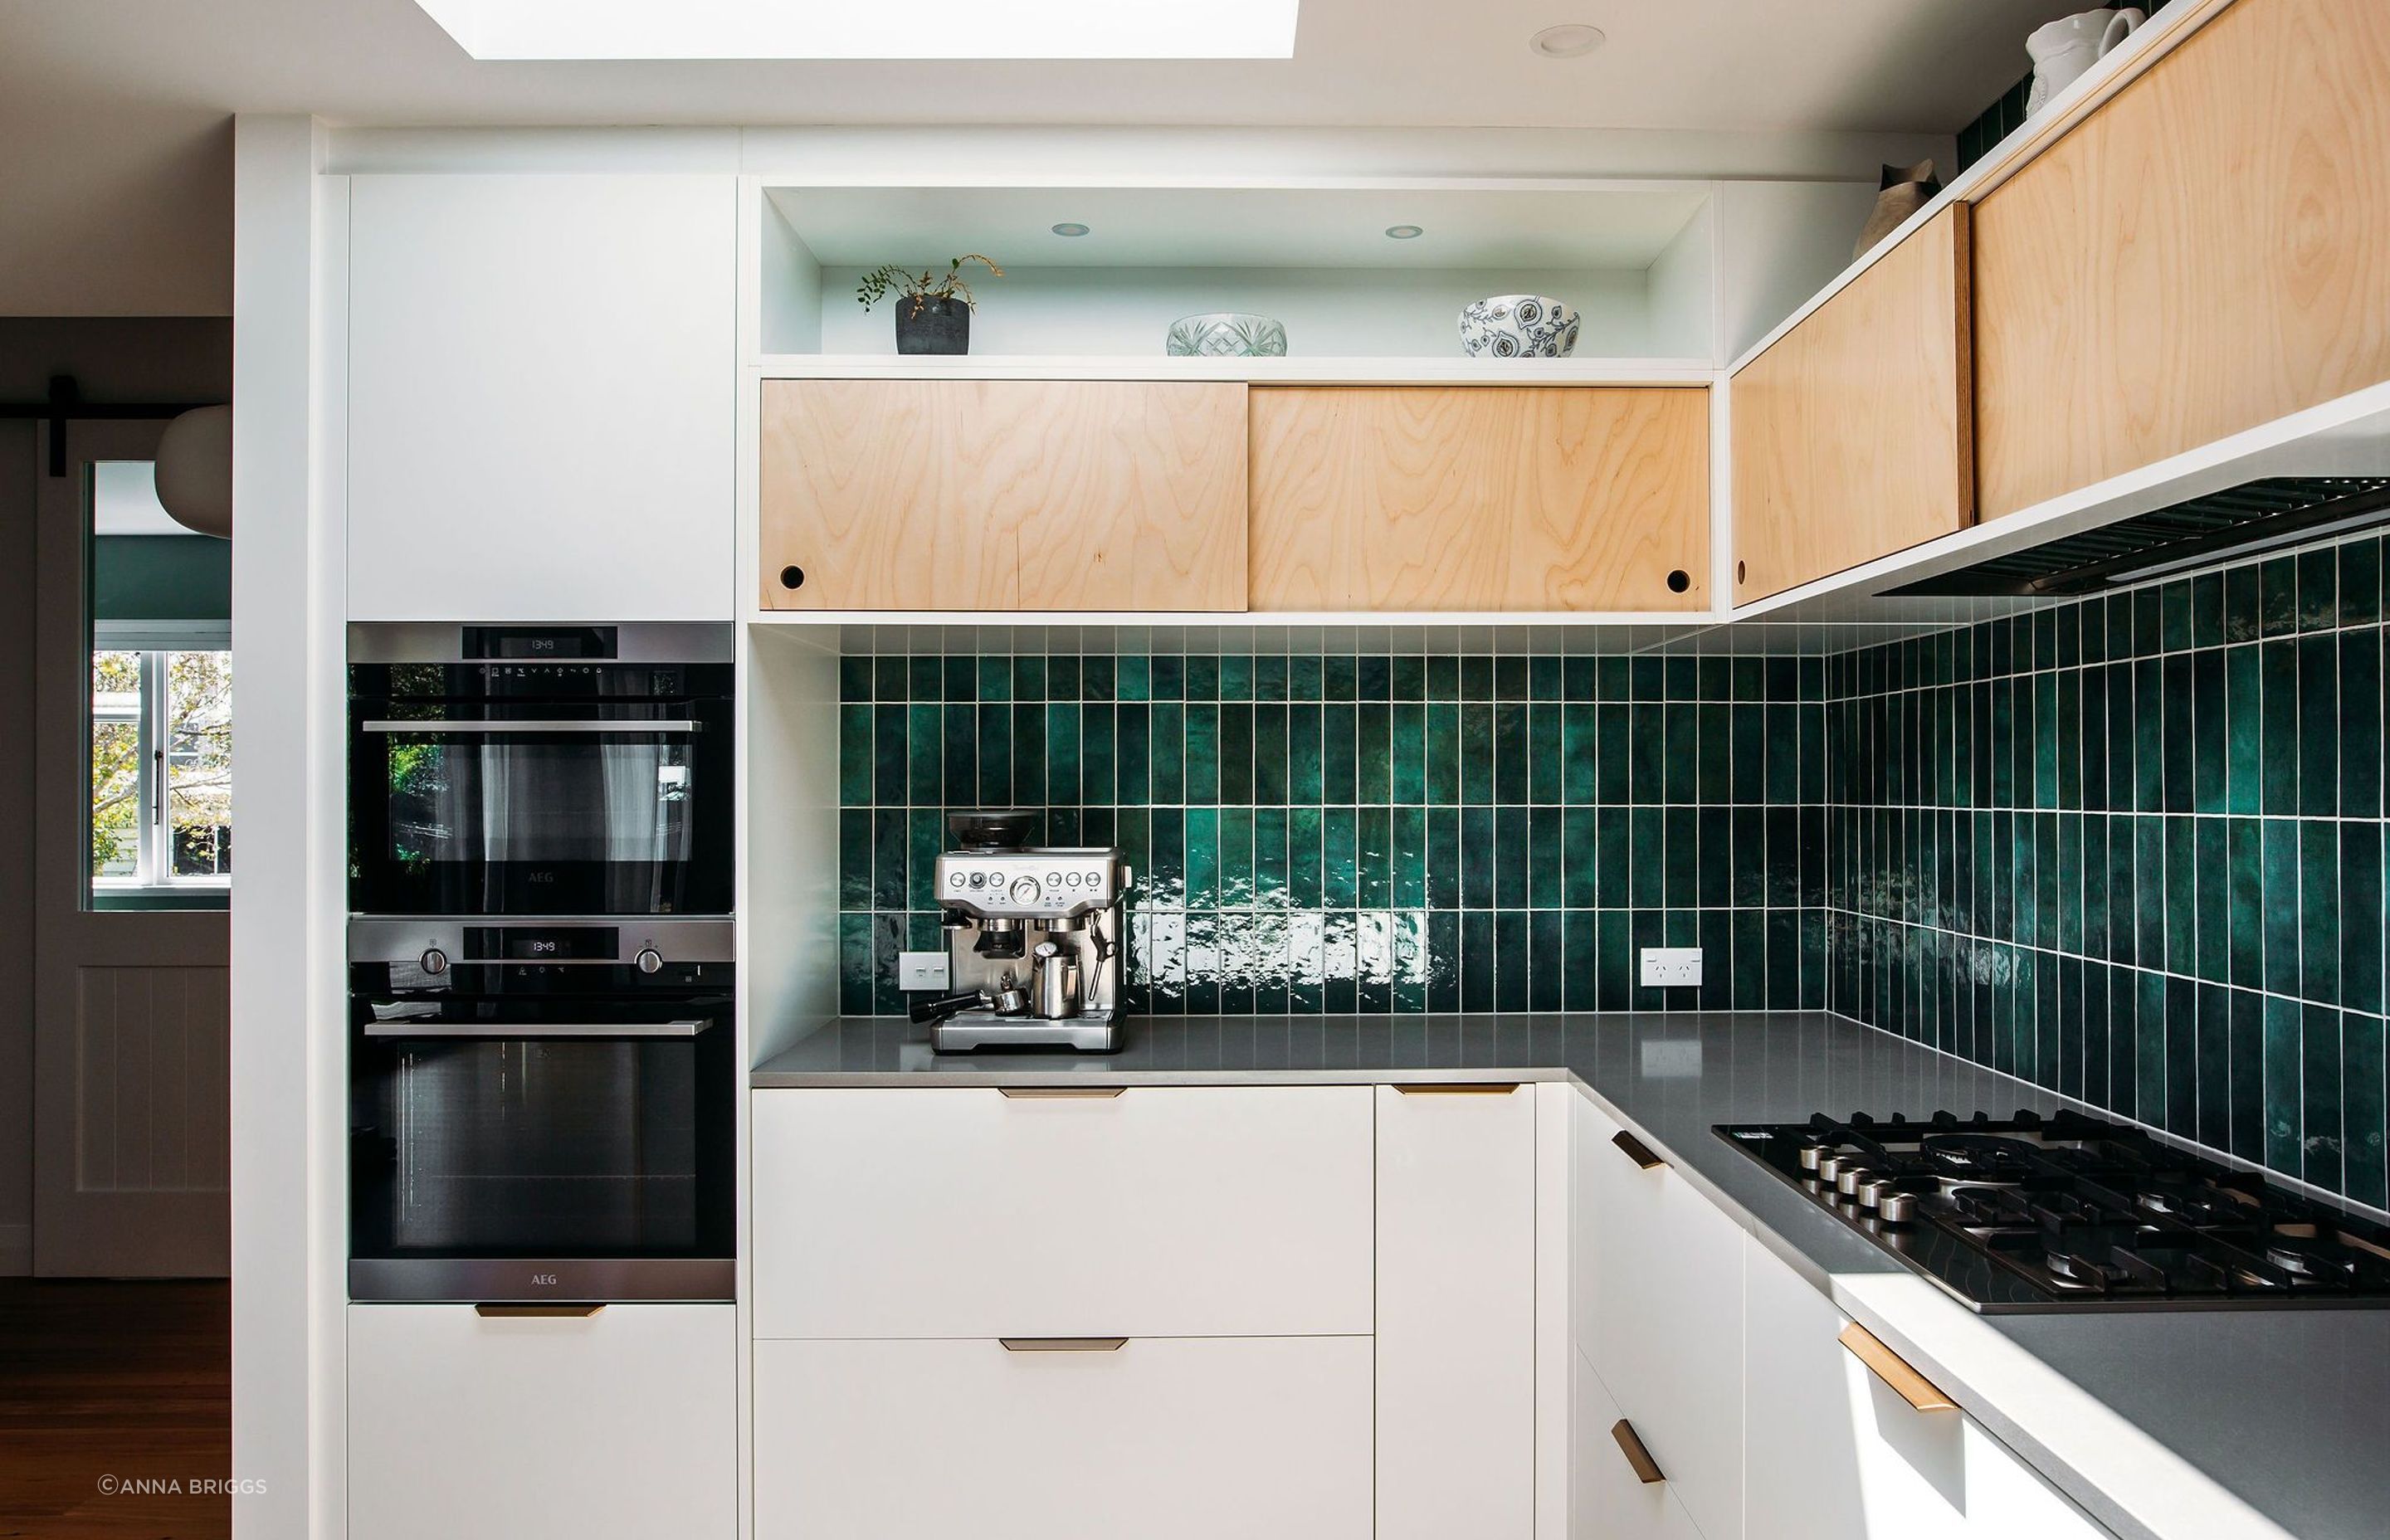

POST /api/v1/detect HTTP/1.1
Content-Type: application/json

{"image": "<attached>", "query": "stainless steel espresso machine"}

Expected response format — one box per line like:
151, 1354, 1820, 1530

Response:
910, 811, 1131, 1052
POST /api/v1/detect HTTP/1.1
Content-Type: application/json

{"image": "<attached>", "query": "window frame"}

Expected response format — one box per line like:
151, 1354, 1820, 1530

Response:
89, 623, 232, 899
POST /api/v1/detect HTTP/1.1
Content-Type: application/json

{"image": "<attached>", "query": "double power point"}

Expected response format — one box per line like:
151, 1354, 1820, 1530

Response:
1638, 947, 1705, 989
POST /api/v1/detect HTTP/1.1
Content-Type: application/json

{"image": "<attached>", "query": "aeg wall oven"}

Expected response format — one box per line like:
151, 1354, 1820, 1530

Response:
349, 622, 732, 917
348, 917, 735, 1302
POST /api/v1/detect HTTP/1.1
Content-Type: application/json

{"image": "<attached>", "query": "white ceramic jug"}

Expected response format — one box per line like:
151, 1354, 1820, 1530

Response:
2026, 6, 2145, 115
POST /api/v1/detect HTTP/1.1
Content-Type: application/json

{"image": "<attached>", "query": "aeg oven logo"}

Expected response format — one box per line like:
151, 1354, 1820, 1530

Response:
529, 1273, 560, 1288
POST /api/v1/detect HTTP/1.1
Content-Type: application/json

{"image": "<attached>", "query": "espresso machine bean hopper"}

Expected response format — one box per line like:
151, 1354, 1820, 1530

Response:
910, 811, 1131, 1052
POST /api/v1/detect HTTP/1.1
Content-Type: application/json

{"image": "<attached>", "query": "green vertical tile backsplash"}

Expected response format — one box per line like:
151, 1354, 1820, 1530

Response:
1827, 532, 2390, 1208
840, 651, 1832, 1025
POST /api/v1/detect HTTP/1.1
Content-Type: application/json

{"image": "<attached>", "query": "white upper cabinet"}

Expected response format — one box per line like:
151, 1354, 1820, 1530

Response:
345, 173, 736, 621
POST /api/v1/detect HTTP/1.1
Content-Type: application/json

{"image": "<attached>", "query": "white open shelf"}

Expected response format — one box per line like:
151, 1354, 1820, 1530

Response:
744, 353, 1717, 385
754, 178, 1723, 363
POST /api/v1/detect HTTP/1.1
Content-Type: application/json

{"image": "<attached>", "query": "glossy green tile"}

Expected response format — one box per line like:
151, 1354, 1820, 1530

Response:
2344, 630, 2382, 817
1222, 703, 1256, 805
968, 704, 1006, 805
1310, 703, 1350, 803
2341, 823, 2383, 1015
2263, 818, 2303, 998
1220, 807, 1255, 909
1495, 807, 1531, 909
2344, 1012, 2388, 1209
1253, 704, 1290, 806
2298, 547, 2338, 632
2261, 641, 2300, 814
1325, 655, 1358, 702
2302, 821, 2339, 1002
838, 704, 873, 804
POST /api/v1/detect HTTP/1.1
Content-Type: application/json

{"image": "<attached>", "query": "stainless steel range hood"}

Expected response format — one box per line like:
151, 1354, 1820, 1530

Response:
1884, 475, 2390, 597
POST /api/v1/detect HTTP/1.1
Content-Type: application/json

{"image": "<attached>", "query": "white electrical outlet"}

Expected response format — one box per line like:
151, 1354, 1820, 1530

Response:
1639, 947, 1704, 988
896, 951, 950, 992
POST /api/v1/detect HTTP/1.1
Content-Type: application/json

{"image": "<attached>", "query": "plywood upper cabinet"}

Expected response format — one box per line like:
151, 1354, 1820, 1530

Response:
1247, 386, 1710, 612
759, 379, 1247, 612
1729, 203, 1974, 604
1973, 0, 2390, 519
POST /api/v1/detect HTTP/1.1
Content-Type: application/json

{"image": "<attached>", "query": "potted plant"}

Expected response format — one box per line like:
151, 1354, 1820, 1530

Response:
856, 255, 1003, 355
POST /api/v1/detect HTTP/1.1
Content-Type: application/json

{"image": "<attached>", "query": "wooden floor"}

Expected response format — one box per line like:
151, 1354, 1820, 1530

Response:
0, 1279, 230, 1540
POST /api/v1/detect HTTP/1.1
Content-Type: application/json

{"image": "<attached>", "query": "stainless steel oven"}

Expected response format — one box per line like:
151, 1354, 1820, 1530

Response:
348, 623, 733, 917
347, 918, 735, 1302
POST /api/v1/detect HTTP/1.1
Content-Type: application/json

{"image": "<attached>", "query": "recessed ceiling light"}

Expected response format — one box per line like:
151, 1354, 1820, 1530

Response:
1384, 225, 1424, 240
1529, 22, 1607, 58
1051, 222, 1090, 237
409, 0, 1301, 59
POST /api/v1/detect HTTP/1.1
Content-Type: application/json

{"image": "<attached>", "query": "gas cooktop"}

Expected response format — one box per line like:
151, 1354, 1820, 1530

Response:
1716, 1110, 2390, 1313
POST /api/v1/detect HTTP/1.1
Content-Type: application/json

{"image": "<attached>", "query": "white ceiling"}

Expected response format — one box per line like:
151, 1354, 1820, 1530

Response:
0, 0, 2085, 315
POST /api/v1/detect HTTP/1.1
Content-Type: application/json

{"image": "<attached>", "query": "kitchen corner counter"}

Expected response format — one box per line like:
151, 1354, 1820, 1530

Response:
755, 1011, 2389, 1540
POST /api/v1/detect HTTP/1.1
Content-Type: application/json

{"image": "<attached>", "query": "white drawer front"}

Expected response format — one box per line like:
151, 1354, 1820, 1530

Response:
751, 1085, 1373, 1338
348, 1304, 734, 1540
1573, 1347, 1707, 1540
754, 1335, 1373, 1540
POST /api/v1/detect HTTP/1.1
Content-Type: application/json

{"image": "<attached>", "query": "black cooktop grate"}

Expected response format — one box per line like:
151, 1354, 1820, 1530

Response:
1716, 1109, 2390, 1313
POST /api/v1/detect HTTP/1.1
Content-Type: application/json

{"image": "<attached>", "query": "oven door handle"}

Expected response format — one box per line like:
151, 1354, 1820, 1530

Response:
358, 719, 699, 734
361, 1019, 712, 1039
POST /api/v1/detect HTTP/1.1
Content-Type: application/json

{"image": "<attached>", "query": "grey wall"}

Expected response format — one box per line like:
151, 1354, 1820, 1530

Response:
0, 317, 231, 1271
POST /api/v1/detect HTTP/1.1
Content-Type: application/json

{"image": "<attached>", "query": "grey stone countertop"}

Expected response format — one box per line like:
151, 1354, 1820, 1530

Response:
752, 1011, 2389, 1540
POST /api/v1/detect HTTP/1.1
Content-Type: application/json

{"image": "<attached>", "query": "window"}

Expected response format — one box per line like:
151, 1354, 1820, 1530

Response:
90, 644, 232, 896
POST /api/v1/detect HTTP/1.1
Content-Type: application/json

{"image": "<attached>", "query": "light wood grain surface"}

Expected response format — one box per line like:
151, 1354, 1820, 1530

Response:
1973, 0, 2390, 518
759, 378, 1249, 612
1246, 386, 1710, 612
1731, 204, 1973, 603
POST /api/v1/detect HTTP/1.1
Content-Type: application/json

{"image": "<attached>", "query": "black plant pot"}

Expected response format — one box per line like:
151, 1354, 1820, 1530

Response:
895, 297, 971, 355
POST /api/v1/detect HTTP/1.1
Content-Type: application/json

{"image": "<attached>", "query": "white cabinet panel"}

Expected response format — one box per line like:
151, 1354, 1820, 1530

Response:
1573, 1347, 1709, 1540
751, 1085, 1373, 1338
754, 1335, 1372, 1540
1575, 1096, 1745, 1540
1742, 1237, 2113, 1540
347, 1303, 734, 1540
347, 173, 735, 621
1376, 1084, 1536, 1540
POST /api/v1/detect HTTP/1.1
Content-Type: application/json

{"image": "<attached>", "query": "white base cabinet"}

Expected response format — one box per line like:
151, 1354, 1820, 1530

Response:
1572, 1347, 1710, 1540
751, 1085, 1373, 1339
1574, 1095, 1746, 1540
346, 1303, 734, 1540
1743, 1237, 2113, 1539
1375, 1084, 1537, 1539
753, 1335, 1373, 1540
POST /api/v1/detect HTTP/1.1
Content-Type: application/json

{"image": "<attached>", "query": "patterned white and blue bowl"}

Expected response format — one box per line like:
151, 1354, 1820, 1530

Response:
1458, 295, 1580, 358
1166, 312, 1289, 357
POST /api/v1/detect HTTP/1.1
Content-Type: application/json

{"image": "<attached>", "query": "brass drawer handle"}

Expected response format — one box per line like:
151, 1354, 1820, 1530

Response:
999, 1337, 1129, 1352
997, 1086, 1126, 1099
1612, 1129, 1666, 1169
474, 1303, 605, 1318
1839, 1323, 1956, 1412
1393, 1082, 1522, 1095
1611, 1418, 1666, 1484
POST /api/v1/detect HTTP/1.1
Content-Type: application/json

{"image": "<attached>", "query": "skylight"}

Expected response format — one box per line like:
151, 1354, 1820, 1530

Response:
411, 0, 1302, 60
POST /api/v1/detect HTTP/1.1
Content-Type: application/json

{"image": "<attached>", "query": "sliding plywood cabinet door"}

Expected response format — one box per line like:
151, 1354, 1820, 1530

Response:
758, 378, 1248, 612
1247, 386, 1710, 612
1973, 0, 2390, 519
1730, 203, 1973, 604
